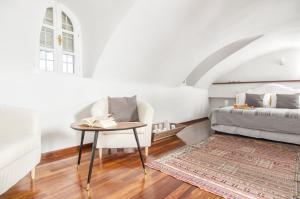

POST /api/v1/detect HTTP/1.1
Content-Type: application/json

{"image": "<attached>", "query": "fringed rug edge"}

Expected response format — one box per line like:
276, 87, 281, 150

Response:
146, 161, 249, 199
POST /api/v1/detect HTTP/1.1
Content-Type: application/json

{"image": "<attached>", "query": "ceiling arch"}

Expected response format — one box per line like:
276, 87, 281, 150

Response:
185, 35, 262, 86
93, 0, 300, 86
195, 28, 300, 88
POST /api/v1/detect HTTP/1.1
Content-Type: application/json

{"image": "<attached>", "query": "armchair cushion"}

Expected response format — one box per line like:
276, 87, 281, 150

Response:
0, 135, 40, 169
108, 96, 139, 122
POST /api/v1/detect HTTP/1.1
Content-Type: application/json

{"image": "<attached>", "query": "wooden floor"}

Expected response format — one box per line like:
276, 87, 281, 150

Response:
1, 137, 222, 199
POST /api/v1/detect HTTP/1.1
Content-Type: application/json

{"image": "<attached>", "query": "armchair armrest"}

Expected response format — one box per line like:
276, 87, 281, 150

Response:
138, 101, 154, 126
137, 101, 154, 146
0, 105, 40, 137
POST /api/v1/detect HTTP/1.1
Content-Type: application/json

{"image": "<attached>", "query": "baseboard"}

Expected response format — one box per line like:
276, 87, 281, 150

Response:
41, 143, 92, 164
41, 117, 209, 164
179, 117, 209, 126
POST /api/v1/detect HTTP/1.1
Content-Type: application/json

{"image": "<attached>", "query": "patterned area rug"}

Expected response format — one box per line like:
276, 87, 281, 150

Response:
147, 134, 300, 199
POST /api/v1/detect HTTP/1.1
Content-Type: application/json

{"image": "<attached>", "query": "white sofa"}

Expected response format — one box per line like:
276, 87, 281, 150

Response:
0, 105, 41, 194
91, 97, 154, 159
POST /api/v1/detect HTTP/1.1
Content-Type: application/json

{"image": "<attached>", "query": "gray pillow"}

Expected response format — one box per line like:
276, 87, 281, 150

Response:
108, 96, 139, 122
276, 93, 300, 109
245, 93, 264, 107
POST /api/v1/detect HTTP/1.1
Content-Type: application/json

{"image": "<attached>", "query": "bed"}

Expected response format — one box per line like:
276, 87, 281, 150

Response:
210, 84, 300, 145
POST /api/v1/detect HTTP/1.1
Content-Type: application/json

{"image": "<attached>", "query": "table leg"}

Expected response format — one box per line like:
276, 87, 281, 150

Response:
133, 128, 146, 174
77, 131, 85, 168
86, 131, 99, 191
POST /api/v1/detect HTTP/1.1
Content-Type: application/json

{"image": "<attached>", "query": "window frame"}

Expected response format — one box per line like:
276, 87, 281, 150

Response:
36, 1, 82, 76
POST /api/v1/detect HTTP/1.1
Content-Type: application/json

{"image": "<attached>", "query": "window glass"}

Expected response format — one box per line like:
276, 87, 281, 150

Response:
39, 50, 54, 72
39, 5, 79, 75
40, 27, 54, 49
62, 32, 74, 52
62, 54, 74, 74
62, 12, 73, 32
43, 8, 54, 26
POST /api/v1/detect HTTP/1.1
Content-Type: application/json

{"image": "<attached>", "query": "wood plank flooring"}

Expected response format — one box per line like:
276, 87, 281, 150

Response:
0, 137, 222, 199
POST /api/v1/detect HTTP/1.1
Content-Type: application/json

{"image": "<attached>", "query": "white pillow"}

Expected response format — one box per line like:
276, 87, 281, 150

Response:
269, 93, 276, 108
235, 92, 271, 108
235, 92, 246, 105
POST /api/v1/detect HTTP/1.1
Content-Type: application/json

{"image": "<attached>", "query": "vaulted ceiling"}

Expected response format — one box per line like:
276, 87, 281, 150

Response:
1, 0, 299, 89
92, 0, 300, 87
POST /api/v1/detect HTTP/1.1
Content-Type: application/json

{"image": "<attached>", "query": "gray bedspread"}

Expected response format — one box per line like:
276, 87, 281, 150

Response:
211, 107, 300, 135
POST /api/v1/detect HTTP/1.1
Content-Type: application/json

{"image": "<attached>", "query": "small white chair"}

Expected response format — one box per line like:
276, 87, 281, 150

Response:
0, 105, 41, 194
91, 97, 154, 159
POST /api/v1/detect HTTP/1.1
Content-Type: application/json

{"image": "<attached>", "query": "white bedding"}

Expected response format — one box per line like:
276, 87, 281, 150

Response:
212, 124, 300, 145
211, 106, 300, 135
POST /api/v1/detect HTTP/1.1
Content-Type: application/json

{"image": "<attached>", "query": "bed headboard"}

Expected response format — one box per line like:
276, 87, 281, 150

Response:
247, 83, 300, 94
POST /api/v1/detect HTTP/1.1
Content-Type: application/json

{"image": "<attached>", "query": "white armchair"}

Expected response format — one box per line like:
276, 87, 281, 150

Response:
0, 105, 41, 194
91, 97, 154, 159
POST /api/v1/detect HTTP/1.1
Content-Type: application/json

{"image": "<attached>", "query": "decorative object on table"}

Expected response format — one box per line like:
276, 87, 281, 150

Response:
163, 120, 170, 131
152, 122, 186, 142
147, 134, 300, 199
158, 123, 163, 130
80, 115, 116, 128
71, 122, 147, 191
233, 103, 254, 109
170, 123, 176, 130
91, 97, 154, 161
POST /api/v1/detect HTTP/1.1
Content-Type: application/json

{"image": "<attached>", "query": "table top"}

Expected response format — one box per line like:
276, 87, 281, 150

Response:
71, 122, 147, 132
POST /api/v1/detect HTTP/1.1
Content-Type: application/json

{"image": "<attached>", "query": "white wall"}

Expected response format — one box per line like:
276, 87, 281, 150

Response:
0, 0, 208, 152
0, 0, 46, 74
210, 49, 300, 97
217, 49, 300, 82
0, 74, 208, 152
209, 49, 300, 109
61, 0, 136, 77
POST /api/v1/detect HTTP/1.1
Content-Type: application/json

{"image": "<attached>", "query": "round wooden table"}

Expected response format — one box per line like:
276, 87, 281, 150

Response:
71, 122, 147, 190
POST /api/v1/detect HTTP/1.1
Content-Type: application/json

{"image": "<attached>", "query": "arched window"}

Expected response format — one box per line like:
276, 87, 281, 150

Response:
39, 3, 81, 75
